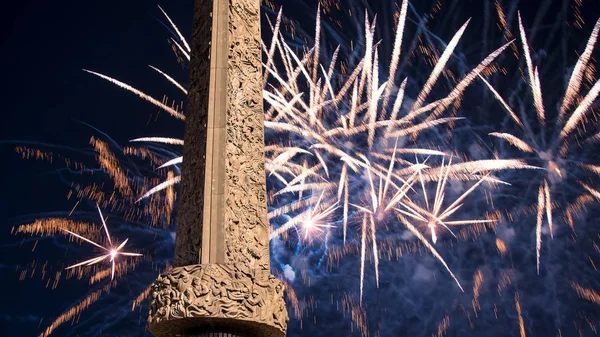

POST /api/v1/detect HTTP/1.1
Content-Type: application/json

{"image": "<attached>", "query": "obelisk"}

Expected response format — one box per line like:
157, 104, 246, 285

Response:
147, 0, 288, 336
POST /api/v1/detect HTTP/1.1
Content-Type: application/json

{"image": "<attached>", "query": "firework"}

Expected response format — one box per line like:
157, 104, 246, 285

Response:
84, 0, 523, 302
260, 0, 527, 302
483, 13, 600, 273
63, 205, 142, 280
12, 2, 600, 337
394, 157, 497, 292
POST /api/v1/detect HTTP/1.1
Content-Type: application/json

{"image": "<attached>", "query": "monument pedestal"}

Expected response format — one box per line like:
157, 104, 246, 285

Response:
148, 265, 287, 337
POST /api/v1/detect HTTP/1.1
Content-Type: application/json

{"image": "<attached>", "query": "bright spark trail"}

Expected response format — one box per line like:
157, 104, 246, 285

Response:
63, 205, 142, 280
483, 12, 600, 274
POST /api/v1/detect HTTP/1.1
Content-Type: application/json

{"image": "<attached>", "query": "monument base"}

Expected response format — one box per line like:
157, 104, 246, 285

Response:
184, 332, 254, 337
148, 264, 288, 337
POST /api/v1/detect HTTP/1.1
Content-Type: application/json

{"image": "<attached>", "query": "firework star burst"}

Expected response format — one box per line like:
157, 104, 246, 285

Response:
483, 13, 600, 274
63, 205, 143, 280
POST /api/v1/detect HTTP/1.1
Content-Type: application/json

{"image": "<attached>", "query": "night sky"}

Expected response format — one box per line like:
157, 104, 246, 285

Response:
3, 1, 600, 336
2, 1, 191, 335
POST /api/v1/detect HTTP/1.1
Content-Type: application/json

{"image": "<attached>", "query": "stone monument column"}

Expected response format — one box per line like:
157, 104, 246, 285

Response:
147, 0, 288, 336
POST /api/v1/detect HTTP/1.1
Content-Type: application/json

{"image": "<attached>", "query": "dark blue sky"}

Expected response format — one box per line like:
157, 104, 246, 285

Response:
1, 0, 191, 219
3, 1, 600, 337
1, 1, 191, 336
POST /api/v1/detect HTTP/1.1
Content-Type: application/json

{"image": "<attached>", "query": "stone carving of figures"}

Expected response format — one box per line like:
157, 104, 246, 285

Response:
191, 276, 209, 298
228, 274, 251, 316
227, 279, 248, 302
246, 290, 266, 320
176, 273, 192, 293
186, 276, 212, 316
169, 272, 192, 318
149, 266, 287, 334
180, 277, 203, 317
155, 277, 174, 319
210, 279, 229, 315
272, 283, 288, 329
149, 289, 160, 322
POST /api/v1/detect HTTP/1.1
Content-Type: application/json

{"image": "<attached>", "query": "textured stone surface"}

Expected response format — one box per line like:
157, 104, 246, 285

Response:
174, 0, 213, 268
174, 0, 270, 271
148, 264, 288, 337
152, 0, 288, 335
222, 0, 270, 271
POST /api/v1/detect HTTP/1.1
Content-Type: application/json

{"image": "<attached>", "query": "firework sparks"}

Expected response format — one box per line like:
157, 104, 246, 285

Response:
63, 205, 142, 280
18, 3, 600, 337
392, 157, 495, 293
269, 191, 337, 241
515, 293, 527, 337
83, 70, 185, 120
39, 284, 112, 337
260, 0, 523, 302
573, 282, 600, 305
90, 0, 523, 304
483, 13, 600, 273
396, 157, 495, 244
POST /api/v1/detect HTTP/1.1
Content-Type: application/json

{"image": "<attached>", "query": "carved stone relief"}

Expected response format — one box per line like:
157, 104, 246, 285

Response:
148, 264, 288, 337
173, 0, 213, 268
154, 0, 287, 335
224, 0, 270, 271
